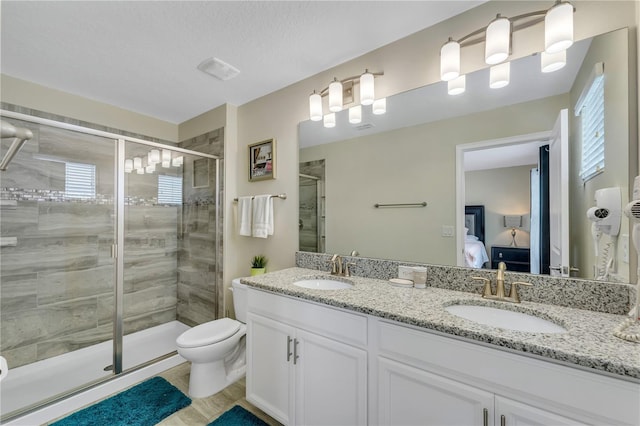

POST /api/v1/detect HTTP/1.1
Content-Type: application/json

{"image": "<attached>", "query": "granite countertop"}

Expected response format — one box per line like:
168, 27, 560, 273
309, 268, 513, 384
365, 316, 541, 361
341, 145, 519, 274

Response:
242, 267, 640, 381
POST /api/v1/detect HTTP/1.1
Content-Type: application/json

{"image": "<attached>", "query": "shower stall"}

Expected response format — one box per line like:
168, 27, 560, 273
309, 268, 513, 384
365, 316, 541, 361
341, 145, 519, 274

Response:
0, 111, 221, 421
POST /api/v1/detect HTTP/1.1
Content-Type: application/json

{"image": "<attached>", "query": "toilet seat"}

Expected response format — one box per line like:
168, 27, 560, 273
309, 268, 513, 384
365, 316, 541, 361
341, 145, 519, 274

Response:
176, 318, 241, 348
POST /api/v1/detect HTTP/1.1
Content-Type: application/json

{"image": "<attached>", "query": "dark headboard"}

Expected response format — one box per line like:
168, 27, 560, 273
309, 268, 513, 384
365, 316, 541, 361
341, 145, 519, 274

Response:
464, 205, 485, 244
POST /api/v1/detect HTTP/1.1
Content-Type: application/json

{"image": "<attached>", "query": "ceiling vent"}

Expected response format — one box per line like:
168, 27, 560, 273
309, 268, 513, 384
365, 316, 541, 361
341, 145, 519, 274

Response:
197, 57, 240, 81
355, 123, 375, 131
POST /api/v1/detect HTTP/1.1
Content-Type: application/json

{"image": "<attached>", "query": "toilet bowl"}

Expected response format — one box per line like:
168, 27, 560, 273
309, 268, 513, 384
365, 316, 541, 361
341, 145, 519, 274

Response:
176, 278, 248, 398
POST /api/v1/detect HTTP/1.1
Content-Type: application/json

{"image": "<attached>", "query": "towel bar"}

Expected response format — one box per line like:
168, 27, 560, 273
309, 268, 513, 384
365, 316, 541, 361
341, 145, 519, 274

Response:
374, 201, 427, 208
233, 193, 287, 202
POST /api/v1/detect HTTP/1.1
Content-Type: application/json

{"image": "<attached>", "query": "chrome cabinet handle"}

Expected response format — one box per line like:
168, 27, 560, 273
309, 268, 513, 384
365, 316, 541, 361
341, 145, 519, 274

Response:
287, 336, 293, 362
501, 414, 506, 426
483, 408, 488, 426
293, 338, 300, 365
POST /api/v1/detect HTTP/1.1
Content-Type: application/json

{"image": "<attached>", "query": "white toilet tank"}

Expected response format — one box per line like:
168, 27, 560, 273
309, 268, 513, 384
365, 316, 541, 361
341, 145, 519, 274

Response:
231, 278, 248, 323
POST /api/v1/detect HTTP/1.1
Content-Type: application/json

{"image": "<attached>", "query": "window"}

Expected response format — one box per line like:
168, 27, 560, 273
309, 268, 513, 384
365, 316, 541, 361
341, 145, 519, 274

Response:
158, 174, 182, 205
65, 162, 96, 199
575, 63, 605, 182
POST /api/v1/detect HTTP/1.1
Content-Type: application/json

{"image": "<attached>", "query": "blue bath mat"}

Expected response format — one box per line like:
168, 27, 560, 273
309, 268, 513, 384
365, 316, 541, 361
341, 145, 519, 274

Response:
207, 405, 269, 426
50, 376, 191, 426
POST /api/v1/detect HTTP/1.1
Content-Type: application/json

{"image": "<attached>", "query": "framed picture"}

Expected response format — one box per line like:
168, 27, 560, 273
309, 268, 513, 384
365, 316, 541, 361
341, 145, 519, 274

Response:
465, 205, 485, 244
249, 138, 276, 181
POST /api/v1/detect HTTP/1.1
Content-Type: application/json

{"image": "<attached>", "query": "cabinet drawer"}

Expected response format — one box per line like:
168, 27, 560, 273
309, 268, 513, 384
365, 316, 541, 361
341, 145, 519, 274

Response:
248, 288, 367, 347
491, 246, 530, 262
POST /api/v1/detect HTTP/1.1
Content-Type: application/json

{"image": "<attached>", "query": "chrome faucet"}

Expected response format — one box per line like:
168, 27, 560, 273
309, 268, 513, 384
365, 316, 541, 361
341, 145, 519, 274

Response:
472, 261, 532, 303
328, 254, 355, 277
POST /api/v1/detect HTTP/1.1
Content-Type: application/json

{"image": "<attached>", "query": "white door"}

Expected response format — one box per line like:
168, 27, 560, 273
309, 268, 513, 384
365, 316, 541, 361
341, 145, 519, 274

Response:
246, 313, 293, 425
294, 329, 367, 426
496, 396, 587, 426
549, 109, 570, 276
377, 357, 494, 426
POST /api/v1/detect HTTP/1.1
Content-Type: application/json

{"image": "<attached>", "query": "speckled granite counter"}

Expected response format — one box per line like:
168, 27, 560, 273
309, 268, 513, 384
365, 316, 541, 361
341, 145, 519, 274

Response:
242, 267, 640, 381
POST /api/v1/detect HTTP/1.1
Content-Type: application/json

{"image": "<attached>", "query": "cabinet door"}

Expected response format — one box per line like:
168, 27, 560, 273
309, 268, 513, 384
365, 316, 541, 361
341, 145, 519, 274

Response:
246, 313, 294, 425
495, 397, 587, 426
294, 329, 367, 426
378, 357, 494, 426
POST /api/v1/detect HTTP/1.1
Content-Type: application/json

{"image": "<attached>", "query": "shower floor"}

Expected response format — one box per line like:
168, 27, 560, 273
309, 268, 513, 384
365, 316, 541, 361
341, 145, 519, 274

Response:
1, 320, 189, 421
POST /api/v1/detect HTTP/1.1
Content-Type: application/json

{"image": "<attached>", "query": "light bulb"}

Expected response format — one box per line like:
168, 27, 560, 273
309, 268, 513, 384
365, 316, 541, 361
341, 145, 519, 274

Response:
490, 62, 510, 89
328, 78, 343, 112
372, 98, 386, 115
485, 14, 511, 65
448, 75, 466, 95
309, 91, 322, 121
323, 113, 336, 128
349, 105, 362, 124
545, 1, 573, 54
541, 50, 566, 73
360, 71, 375, 105
440, 38, 461, 81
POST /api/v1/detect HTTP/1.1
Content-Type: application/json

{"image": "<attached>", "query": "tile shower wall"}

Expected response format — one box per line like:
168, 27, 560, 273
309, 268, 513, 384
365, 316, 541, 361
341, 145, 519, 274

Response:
176, 127, 224, 326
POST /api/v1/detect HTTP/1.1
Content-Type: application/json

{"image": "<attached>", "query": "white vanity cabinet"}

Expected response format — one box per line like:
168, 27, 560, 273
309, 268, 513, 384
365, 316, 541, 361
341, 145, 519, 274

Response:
246, 288, 368, 426
374, 319, 638, 426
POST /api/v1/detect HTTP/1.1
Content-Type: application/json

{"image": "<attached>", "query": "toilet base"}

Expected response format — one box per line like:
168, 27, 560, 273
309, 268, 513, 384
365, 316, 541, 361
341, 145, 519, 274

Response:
187, 360, 246, 398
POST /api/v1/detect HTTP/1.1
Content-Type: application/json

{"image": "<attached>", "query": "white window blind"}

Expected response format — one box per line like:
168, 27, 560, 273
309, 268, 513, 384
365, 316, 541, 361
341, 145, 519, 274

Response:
65, 162, 96, 199
575, 63, 605, 182
158, 175, 182, 205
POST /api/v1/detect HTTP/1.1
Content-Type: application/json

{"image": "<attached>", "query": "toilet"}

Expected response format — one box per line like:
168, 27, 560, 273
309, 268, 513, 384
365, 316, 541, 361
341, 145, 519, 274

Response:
176, 278, 248, 398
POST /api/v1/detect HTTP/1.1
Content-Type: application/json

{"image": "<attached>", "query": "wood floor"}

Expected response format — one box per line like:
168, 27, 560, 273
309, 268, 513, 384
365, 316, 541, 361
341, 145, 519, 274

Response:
157, 362, 281, 425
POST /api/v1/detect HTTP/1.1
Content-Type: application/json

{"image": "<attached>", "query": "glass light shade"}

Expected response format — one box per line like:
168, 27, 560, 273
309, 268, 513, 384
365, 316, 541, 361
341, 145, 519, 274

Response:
447, 75, 466, 96
162, 160, 171, 168
133, 157, 142, 170
172, 156, 183, 167
541, 50, 566, 73
323, 113, 336, 128
360, 71, 375, 105
490, 62, 510, 89
162, 149, 171, 162
148, 149, 160, 164
440, 39, 461, 81
372, 98, 386, 115
485, 15, 510, 65
309, 91, 322, 121
349, 105, 362, 124
328, 79, 343, 112
124, 159, 133, 173
145, 164, 155, 173
136, 167, 144, 175
545, 2, 573, 54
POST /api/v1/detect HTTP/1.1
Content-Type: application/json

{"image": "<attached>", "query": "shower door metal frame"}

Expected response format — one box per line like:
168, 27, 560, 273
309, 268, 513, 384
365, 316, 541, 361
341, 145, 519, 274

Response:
0, 109, 221, 395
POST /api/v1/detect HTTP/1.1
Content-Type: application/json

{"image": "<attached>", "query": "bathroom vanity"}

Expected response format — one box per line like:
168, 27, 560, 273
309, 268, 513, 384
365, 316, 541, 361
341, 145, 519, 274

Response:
243, 268, 640, 426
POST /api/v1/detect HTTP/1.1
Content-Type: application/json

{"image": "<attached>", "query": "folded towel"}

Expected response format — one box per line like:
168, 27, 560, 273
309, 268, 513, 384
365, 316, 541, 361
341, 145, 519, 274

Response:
252, 194, 273, 238
237, 196, 252, 236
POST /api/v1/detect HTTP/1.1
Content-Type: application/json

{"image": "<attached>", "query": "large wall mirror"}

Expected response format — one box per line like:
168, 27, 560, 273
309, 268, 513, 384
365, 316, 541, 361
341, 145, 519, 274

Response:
298, 27, 637, 285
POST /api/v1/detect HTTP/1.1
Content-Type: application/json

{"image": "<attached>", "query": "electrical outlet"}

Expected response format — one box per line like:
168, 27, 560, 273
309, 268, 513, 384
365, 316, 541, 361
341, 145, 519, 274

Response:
621, 234, 629, 263
441, 225, 455, 237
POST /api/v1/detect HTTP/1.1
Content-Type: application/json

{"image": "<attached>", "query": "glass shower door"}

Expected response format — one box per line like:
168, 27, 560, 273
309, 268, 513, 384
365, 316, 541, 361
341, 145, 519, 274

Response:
0, 118, 116, 419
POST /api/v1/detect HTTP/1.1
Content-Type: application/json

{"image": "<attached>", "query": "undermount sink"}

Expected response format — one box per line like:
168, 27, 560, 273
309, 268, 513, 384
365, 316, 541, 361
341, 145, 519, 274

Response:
293, 277, 354, 290
445, 304, 567, 333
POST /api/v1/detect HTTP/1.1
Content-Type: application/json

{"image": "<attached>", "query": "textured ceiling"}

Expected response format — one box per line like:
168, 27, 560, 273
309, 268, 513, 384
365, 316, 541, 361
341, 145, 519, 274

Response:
1, 1, 484, 124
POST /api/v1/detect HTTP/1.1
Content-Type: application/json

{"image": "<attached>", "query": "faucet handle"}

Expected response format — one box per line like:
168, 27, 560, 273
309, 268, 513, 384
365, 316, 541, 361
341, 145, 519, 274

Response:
509, 281, 532, 303
344, 262, 356, 277
472, 276, 492, 298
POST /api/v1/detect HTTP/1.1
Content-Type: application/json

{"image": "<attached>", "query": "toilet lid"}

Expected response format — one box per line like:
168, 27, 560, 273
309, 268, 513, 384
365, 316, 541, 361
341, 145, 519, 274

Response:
177, 318, 241, 348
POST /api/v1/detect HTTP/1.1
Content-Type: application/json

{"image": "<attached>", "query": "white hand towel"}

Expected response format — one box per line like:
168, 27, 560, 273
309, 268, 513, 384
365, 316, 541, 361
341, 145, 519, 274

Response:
252, 194, 274, 238
237, 196, 253, 236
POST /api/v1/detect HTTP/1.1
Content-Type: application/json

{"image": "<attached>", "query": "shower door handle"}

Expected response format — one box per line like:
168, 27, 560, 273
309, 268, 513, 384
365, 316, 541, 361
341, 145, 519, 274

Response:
111, 244, 118, 259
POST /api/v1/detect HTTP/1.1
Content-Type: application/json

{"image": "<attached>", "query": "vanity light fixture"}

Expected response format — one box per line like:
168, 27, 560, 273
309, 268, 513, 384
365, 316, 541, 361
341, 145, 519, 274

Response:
490, 62, 510, 89
133, 156, 142, 170
124, 159, 133, 173
148, 149, 160, 165
328, 78, 343, 113
440, 38, 461, 81
372, 98, 387, 115
162, 149, 172, 168
541, 50, 567, 73
323, 113, 336, 128
349, 105, 362, 124
172, 156, 184, 167
448, 75, 466, 95
308, 70, 384, 123
485, 14, 511, 65
439, 1, 574, 89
